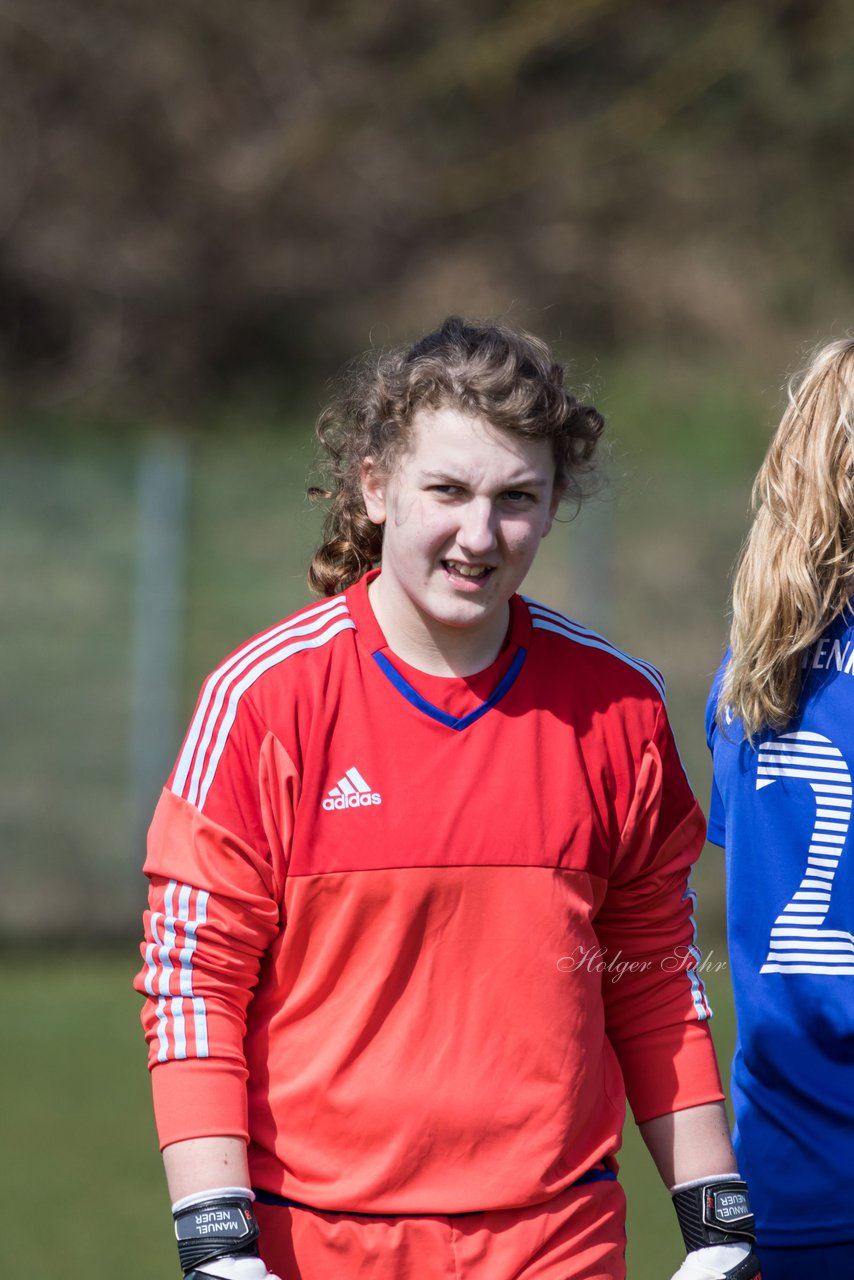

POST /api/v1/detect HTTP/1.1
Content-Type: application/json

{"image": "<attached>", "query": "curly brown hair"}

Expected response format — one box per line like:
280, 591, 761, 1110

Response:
307, 316, 605, 596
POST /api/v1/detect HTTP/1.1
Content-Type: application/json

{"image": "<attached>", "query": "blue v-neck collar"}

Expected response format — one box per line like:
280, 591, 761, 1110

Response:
371, 646, 527, 730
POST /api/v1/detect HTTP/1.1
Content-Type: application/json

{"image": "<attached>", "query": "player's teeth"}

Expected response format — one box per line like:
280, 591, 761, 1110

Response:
450, 562, 487, 577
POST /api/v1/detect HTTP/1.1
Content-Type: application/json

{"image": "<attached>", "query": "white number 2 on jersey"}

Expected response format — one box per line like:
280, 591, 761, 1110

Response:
756, 730, 854, 974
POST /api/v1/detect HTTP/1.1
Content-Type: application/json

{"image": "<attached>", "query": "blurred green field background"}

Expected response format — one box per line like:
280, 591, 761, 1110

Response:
2, 355, 767, 1277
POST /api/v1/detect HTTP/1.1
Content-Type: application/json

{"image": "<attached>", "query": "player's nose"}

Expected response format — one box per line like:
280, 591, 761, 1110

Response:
457, 498, 499, 556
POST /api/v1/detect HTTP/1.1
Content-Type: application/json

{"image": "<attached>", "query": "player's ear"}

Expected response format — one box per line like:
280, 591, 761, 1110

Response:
541, 479, 564, 539
360, 458, 387, 526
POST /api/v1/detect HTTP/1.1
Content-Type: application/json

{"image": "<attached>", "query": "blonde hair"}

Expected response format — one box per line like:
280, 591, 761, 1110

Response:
719, 338, 854, 737
307, 316, 604, 596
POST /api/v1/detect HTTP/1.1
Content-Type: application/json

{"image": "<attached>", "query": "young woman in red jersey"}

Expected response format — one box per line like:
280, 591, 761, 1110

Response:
137, 317, 760, 1280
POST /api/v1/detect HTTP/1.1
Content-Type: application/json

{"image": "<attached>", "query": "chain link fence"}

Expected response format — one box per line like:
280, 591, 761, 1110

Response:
1, 430, 323, 939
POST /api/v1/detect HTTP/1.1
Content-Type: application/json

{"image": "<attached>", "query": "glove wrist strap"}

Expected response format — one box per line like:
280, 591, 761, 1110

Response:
672, 1177, 756, 1252
173, 1190, 261, 1274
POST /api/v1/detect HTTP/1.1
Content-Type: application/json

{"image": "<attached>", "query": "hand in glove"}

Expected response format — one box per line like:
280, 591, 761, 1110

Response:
190, 1260, 283, 1280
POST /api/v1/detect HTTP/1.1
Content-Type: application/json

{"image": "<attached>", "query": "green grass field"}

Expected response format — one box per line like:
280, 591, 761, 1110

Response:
3, 947, 736, 1279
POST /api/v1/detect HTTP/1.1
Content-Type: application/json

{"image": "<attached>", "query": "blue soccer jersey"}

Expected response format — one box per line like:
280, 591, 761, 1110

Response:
706, 608, 854, 1246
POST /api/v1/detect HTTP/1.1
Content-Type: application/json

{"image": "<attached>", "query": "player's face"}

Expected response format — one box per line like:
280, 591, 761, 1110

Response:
361, 405, 560, 650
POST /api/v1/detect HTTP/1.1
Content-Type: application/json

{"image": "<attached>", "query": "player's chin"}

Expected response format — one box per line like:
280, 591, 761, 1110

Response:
435, 588, 508, 629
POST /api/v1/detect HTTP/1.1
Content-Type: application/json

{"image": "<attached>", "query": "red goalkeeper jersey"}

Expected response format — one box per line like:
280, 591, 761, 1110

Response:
135, 571, 722, 1213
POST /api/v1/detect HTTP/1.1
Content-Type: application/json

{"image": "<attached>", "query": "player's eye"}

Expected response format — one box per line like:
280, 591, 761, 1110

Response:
502, 490, 536, 504
429, 484, 464, 496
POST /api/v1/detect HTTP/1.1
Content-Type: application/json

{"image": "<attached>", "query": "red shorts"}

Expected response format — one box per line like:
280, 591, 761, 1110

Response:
254, 1173, 626, 1280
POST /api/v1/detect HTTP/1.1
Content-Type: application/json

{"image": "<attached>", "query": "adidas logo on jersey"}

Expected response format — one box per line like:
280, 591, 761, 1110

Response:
322, 766, 382, 811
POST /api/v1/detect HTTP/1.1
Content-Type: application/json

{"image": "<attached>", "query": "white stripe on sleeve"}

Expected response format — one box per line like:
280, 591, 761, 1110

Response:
172, 596, 347, 801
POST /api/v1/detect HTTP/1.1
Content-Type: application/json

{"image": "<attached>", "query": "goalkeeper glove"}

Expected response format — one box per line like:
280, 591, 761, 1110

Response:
668, 1175, 761, 1279
172, 1187, 283, 1280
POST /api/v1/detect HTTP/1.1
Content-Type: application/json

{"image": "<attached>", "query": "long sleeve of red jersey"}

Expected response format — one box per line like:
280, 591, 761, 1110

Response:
595, 701, 723, 1125
134, 682, 297, 1150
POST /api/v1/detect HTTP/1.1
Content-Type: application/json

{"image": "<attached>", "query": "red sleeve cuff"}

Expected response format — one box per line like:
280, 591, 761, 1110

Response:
615, 1019, 724, 1124
150, 1058, 250, 1151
